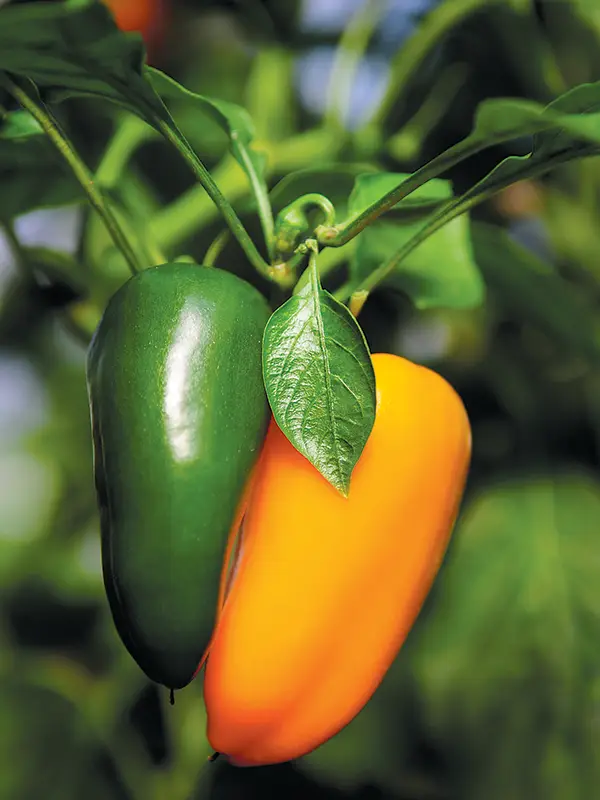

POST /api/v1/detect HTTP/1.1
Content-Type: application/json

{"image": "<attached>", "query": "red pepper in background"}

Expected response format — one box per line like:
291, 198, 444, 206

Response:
103, 0, 167, 62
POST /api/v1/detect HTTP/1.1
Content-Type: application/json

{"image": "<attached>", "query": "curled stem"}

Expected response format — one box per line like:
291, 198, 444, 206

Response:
203, 229, 230, 267
275, 193, 336, 259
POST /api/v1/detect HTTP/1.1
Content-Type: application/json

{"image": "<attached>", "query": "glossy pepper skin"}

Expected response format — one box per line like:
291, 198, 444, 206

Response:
87, 263, 270, 690
204, 353, 471, 765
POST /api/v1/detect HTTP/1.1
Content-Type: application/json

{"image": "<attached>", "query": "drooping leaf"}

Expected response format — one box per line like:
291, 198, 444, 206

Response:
263, 260, 376, 495
0, 0, 165, 119
410, 473, 600, 800
349, 173, 484, 310
472, 223, 600, 363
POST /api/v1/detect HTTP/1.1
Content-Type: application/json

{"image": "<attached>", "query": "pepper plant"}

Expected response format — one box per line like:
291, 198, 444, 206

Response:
1, 0, 600, 798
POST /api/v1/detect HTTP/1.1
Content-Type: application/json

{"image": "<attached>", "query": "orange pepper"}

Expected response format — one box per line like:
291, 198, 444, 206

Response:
103, 0, 164, 54
204, 353, 471, 766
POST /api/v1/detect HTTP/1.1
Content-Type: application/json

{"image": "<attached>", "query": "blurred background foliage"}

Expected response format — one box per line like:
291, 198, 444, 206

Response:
1, 0, 600, 798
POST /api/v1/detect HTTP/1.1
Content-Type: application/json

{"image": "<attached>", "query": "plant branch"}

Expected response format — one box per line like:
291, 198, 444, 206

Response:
236, 142, 275, 260
203, 229, 230, 267
149, 128, 339, 252
95, 114, 155, 190
155, 118, 274, 282
338, 146, 600, 303
317, 100, 586, 249
1, 75, 143, 276
368, 0, 497, 129
324, 0, 385, 132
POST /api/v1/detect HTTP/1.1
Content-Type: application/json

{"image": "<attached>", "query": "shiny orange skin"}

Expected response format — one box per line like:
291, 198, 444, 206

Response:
204, 353, 471, 766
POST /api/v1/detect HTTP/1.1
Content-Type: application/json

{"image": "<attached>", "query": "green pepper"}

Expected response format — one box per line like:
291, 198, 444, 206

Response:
86, 263, 270, 690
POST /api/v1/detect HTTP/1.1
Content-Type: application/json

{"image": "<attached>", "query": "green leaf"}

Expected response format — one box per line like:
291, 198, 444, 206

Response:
424, 86, 600, 175
472, 223, 600, 362
452, 87, 600, 207
0, 110, 80, 218
0, 109, 42, 139
416, 81, 600, 192
0, 677, 127, 800
0, 0, 165, 119
349, 84, 600, 300
410, 473, 600, 800
148, 67, 274, 256
263, 256, 376, 495
350, 173, 484, 309
348, 172, 447, 219
340, 82, 600, 261
441, 82, 600, 220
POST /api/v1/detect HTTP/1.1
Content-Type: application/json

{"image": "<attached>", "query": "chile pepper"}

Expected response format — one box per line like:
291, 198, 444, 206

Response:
87, 263, 270, 690
204, 352, 471, 764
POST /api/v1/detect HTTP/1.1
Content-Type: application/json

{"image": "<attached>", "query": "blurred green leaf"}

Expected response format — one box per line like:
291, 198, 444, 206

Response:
0, 109, 42, 139
0, 110, 80, 217
446, 84, 600, 216
0, 0, 160, 117
443, 81, 600, 176
301, 687, 407, 793
410, 473, 600, 800
0, 679, 129, 800
350, 173, 484, 309
472, 223, 600, 362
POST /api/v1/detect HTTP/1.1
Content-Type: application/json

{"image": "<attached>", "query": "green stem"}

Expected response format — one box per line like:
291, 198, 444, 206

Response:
95, 114, 155, 190
236, 142, 275, 260
151, 155, 245, 250
203, 229, 230, 266
156, 119, 273, 282
368, 0, 497, 129
150, 128, 339, 253
324, 0, 385, 132
293, 240, 354, 295
1, 76, 143, 276
386, 62, 469, 163
274, 193, 336, 262
307, 239, 321, 292
318, 100, 574, 248
340, 145, 600, 302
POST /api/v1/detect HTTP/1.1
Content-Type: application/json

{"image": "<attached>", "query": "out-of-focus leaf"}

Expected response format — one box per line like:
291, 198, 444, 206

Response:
472, 223, 600, 362
301, 685, 407, 793
410, 473, 600, 800
0, 0, 161, 118
350, 173, 484, 309
0, 110, 80, 218
0, 679, 128, 800
433, 83, 600, 229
